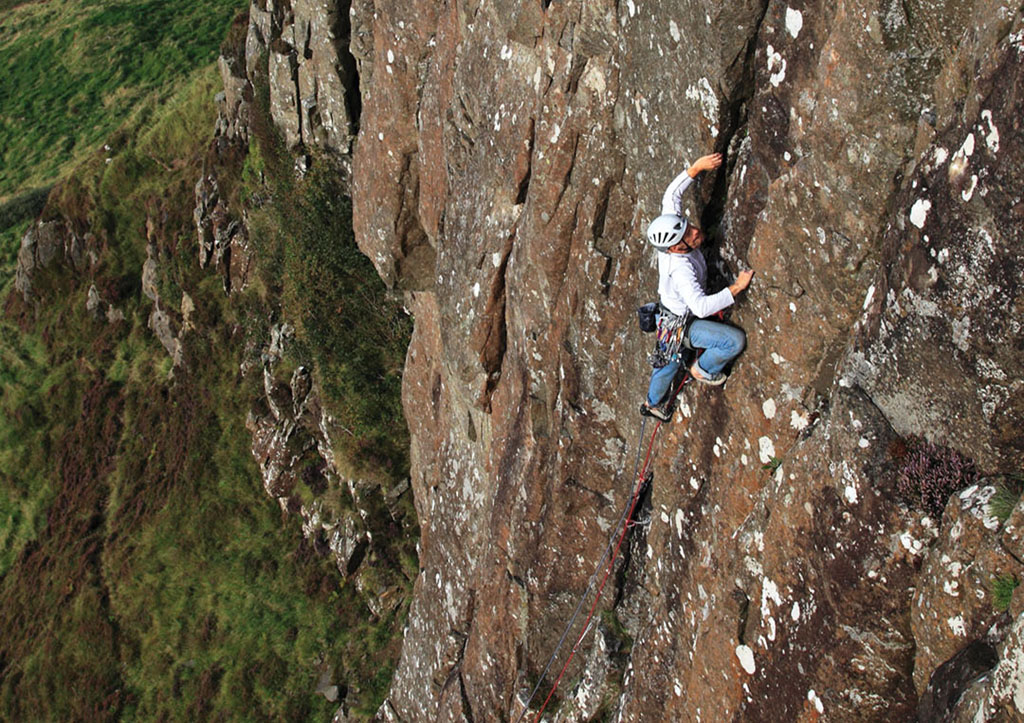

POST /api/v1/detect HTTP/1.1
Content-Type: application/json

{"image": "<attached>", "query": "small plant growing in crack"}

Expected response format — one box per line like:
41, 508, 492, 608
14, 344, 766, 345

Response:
989, 573, 1020, 612
987, 475, 1023, 524
762, 456, 782, 474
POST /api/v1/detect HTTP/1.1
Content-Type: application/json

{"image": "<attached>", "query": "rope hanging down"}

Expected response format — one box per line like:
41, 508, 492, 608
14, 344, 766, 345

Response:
514, 370, 694, 722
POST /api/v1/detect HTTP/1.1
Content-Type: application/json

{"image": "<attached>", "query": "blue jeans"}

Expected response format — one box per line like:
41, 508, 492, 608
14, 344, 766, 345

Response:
646, 319, 746, 405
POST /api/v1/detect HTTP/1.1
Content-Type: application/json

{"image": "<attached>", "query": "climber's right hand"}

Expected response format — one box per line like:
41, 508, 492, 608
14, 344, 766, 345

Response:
730, 269, 754, 296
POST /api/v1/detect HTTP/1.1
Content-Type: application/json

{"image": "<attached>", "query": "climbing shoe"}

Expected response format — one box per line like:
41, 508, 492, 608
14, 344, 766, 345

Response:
640, 401, 672, 421
689, 363, 727, 386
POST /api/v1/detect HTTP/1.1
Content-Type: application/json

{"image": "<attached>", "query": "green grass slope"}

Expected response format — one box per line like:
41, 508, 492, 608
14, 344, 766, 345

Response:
0, 34, 415, 723
0, 0, 244, 201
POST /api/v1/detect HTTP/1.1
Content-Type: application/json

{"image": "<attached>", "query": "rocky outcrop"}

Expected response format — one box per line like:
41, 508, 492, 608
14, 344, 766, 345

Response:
194, 173, 251, 294
244, 320, 412, 617
14, 220, 87, 302
954, 605, 1024, 721
206, 0, 1024, 718
342, 0, 1024, 720
245, 322, 372, 575
141, 215, 197, 368
14, 217, 129, 322
245, 0, 360, 157
911, 485, 1021, 695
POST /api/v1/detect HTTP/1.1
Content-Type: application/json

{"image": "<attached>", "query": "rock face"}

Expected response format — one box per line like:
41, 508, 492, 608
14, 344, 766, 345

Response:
246, 322, 371, 575
229, 0, 1024, 719
245, 0, 359, 155
14, 220, 87, 302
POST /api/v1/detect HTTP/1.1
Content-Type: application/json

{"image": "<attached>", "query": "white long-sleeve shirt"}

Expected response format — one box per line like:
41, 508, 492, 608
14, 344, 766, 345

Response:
656, 170, 734, 318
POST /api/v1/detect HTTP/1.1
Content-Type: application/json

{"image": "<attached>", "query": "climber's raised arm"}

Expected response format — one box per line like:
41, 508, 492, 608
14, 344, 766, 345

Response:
660, 153, 723, 216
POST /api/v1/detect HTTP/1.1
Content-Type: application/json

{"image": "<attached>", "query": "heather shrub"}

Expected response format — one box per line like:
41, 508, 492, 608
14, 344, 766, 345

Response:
896, 437, 978, 519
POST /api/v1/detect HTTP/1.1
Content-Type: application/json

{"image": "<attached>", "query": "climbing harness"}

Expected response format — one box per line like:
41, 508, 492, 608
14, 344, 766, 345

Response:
514, 367, 696, 723
648, 306, 692, 369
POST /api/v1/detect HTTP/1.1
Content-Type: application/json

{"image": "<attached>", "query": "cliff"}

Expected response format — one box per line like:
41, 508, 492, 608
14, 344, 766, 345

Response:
12, 0, 1018, 719
342, 0, 1024, 719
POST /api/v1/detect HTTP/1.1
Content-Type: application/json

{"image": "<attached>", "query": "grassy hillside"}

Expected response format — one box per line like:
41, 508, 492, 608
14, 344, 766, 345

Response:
0, 16, 416, 721
0, 0, 244, 201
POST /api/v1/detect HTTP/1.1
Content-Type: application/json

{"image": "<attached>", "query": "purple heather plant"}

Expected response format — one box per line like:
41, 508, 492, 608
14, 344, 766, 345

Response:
896, 437, 978, 520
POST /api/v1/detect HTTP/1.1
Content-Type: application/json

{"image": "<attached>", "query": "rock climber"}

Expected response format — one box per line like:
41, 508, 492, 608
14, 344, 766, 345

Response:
641, 153, 754, 421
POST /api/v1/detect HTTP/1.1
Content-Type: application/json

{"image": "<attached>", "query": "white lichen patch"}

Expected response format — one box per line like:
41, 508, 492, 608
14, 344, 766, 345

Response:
761, 577, 782, 621
758, 436, 776, 464
669, 19, 681, 43
958, 132, 976, 158
962, 174, 978, 202
909, 199, 931, 229
952, 315, 970, 352
785, 8, 804, 38
900, 532, 925, 556
862, 283, 876, 310
771, 352, 787, 365
980, 110, 999, 153
844, 484, 858, 504
766, 45, 787, 87
570, 64, 602, 99
762, 399, 777, 419
736, 645, 756, 674
807, 689, 825, 714
790, 410, 809, 431
948, 615, 967, 636
685, 78, 720, 137
976, 357, 1007, 381
791, 601, 801, 621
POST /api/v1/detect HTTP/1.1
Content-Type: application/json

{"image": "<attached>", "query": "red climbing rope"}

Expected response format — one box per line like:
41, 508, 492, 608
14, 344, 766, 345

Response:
525, 370, 693, 722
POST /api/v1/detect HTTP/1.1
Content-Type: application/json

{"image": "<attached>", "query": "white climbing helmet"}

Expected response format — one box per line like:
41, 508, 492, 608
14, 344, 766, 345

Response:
646, 213, 688, 249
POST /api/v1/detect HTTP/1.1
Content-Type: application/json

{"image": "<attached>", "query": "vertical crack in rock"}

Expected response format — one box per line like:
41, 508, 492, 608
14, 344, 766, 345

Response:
566, 51, 589, 95
479, 234, 514, 410
552, 131, 582, 216
516, 119, 536, 205
591, 178, 618, 297
394, 152, 436, 291
458, 670, 477, 723
702, 0, 770, 237
332, 0, 362, 133
733, 588, 751, 645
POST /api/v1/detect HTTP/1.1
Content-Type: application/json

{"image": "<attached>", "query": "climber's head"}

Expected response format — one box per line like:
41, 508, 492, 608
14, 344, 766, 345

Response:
647, 214, 688, 250
676, 223, 704, 251
647, 214, 704, 253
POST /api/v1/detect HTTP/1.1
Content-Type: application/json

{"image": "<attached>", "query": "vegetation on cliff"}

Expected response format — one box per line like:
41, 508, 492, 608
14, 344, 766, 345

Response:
243, 74, 412, 481
0, 5, 415, 719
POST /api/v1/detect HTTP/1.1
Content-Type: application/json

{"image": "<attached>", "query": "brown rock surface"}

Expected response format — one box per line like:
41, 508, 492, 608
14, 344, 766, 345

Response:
223, 0, 1024, 719
911, 485, 1021, 693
